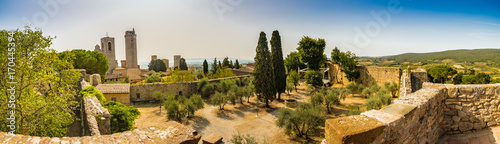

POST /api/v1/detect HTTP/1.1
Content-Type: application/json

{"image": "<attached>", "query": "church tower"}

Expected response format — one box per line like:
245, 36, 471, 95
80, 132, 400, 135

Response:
125, 29, 138, 69
96, 36, 116, 74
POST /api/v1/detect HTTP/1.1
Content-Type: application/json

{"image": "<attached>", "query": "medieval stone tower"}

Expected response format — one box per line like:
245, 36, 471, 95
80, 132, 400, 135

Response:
94, 36, 117, 74
174, 55, 181, 68
125, 29, 138, 69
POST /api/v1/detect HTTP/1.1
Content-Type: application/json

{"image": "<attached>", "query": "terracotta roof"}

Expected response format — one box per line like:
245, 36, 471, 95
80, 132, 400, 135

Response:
95, 84, 130, 94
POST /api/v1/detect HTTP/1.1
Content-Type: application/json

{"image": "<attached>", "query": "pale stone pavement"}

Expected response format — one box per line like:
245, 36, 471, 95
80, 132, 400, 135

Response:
438, 126, 500, 144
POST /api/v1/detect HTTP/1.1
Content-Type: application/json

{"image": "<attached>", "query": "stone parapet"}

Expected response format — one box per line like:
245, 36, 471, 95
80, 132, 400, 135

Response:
325, 83, 500, 144
0, 123, 201, 144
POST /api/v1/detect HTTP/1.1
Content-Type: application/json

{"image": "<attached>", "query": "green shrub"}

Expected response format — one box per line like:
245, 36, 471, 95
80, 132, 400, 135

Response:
230, 133, 258, 144
145, 72, 162, 83
305, 70, 323, 86
79, 86, 106, 105
365, 96, 382, 110
104, 101, 141, 133
276, 102, 325, 138
211, 92, 228, 110
164, 94, 204, 121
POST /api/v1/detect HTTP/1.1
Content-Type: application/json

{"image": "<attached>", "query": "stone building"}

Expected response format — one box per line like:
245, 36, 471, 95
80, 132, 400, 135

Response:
125, 29, 138, 69
174, 55, 181, 68
151, 55, 157, 61
95, 83, 131, 105
94, 37, 117, 75
162, 58, 169, 70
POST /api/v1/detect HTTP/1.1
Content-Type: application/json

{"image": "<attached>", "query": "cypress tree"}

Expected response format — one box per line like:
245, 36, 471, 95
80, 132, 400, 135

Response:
253, 32, 275, 107
212, 58, 218, 73
203, 59, 209, 74
271, 30, 286, 100
235, 59, 240, 69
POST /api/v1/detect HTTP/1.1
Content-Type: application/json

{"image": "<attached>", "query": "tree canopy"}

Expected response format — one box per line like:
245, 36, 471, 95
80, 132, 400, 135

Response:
284, 51, 306, 72
59, 49, 108, 81
0, 27, 82, 137
179, 58, 188, 70
332, 49, 359, 82
297, 36, 326, 70
203, 59, 209, 74
427, 65, 457, 83
148, 59, 167, 72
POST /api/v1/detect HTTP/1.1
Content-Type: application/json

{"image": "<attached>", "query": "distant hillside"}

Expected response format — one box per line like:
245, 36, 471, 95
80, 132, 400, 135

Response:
374, 49, 500, 64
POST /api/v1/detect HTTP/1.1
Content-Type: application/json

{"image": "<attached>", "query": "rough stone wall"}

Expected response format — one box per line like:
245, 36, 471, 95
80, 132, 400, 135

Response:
327, 63, 401, 86
399, 69, 412, 97
326, 87, 447, 144
0, 122, 201, 144
325, 83, 500, 144
423, 83, 500, 134
130, 75, 251, 102
83, 96, 111, 136
89, 74, 101, 86
411, 68, 429, 92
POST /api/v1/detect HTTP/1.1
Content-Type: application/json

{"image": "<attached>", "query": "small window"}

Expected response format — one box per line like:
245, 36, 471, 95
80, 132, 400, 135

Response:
108, 42, 112, 51
136, 93, 140, 99
111, 98, 116, 102
178, 91, 183, 96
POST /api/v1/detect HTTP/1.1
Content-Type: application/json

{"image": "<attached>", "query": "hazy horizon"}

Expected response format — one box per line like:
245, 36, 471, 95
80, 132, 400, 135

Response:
1, 0, 499, 63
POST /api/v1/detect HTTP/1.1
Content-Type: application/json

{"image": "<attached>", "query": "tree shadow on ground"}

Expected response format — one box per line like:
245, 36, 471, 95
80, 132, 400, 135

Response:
215, 110, 235, 120
184, 116, 210, 132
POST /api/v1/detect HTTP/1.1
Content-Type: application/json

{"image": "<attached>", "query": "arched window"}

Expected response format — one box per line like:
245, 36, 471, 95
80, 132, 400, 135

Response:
108, 42, 112, 51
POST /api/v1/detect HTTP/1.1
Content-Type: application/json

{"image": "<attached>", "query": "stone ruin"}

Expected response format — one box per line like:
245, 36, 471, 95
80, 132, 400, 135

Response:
325, 83, 500, 143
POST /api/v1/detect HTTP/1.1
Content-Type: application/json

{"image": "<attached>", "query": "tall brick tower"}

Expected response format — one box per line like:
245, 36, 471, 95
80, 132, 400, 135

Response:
125, 29, 138, 69
95, 36, 116, 74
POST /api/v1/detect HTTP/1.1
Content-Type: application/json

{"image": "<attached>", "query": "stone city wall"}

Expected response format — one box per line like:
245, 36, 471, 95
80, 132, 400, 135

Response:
327, 63, 401, 86
130, 75, 251, 102
423, 83, 500, 134
82, 96, 111, 136
325, 83, 500, 144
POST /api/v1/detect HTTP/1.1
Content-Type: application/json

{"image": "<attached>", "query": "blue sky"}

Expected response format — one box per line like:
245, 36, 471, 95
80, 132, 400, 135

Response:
1, 0, 499, 63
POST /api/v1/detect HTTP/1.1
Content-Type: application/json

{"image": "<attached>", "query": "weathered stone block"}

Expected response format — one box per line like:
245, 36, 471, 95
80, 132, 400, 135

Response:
460, 87, 474, 95
458, 122, 473, 131
473, 122, 485, 130
325, 115, 385, 144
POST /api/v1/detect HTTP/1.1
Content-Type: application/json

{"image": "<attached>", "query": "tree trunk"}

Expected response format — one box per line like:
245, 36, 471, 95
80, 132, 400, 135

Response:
277, 93, 281, 100
265, 99, 270, 108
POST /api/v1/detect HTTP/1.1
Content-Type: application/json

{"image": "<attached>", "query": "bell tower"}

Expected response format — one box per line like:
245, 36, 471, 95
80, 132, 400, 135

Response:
125, 28, 138, 69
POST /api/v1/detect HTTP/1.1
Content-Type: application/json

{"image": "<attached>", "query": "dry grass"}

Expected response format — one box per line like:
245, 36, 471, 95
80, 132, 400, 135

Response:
134, 83, 367, 144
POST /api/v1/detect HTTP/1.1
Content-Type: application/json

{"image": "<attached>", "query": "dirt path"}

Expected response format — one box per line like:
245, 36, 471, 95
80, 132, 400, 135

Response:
134, 83, 367, 144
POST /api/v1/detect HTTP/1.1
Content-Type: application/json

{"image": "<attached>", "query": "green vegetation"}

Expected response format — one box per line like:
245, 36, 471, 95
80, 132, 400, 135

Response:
345, 105, 361, 116
203, 59, 209, 74
380, 49, 500, 65
104, 101, 141, 133
276, 102, 325, 138
253, 32, 276, 108
179, 58, 188, 70
235, 59, 240, 69
206, 67, 235, 79
230, 133, 258, 144
164, 94, 204, 122
145, 71, 163, 83
310, 89, 340, 114
284, 51, 306, 72
288, 71, 300, 91
428, 65, 457, 83
148, 59, 167, 72
461, 73, 491, 84
0, 28, 82, 137
164, 69, 196, 83
333, 48, 360, 82
81, 86, 140, 133
384, 82, 399, 97
58, 49, 109, 81
297, 36, 326, 70
203, 78, 254, 110
305, 70, 323, 86
271, 30, 287, 100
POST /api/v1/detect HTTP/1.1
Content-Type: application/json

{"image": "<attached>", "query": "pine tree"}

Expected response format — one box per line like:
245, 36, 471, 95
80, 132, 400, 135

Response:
203, 59, 209, 74
253, 32, 276, 107
271, 30, 286, 100
179, 58, 188, 70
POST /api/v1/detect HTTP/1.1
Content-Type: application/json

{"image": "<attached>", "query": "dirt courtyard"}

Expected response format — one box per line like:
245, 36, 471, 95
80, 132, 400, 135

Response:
133, 84, 367, 144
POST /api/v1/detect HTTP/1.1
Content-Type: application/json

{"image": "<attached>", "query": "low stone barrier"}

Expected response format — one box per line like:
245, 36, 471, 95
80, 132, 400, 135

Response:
325, 83, 500, 144
0, 121, 201, 144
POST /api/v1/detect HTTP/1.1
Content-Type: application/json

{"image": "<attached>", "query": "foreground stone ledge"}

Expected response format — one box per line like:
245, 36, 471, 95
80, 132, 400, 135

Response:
0, 121, 201, 144
325, 115, 385, 144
